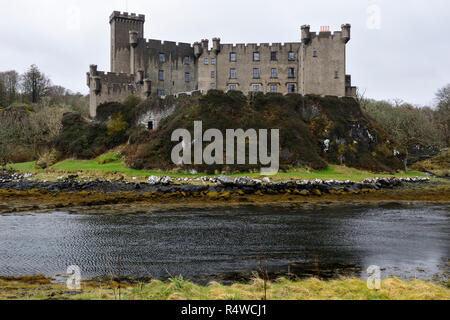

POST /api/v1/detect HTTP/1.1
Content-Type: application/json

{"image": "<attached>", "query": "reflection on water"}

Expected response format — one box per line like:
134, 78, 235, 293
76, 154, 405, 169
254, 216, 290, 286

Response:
0, 203, 448, 282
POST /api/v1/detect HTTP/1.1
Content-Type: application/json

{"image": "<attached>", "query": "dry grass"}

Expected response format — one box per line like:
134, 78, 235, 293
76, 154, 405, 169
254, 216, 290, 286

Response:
411, 149, 450, 177
0, 276, 448, 300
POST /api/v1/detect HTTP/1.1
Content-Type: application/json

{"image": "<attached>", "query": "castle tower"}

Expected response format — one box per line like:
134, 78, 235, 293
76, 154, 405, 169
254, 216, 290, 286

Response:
300, 24, 353, 97
110, 12, 145, 74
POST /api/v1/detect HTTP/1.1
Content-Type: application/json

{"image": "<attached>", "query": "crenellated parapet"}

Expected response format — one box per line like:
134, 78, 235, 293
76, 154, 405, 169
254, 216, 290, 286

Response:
110, 11, 145, 23
301, 24, 351, 45
217, 42, 301, 52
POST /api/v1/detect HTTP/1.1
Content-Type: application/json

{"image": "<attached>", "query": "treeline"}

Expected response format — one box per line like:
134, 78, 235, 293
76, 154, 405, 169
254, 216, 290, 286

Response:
0, 65, 88, 168
359, 84, 449, 163
0, 64, 88, 114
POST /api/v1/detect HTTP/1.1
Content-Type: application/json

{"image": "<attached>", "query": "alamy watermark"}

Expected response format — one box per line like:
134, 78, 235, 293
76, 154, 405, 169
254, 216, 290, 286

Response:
367, 4, 382, 30
66, 265, 82, 290
367, 265, 381, 290
171, 121, 280, 175
66, 6, 81, 31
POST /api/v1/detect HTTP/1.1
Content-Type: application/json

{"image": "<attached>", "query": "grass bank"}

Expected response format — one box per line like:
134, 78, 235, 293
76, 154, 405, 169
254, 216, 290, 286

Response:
0, 276, 448, 300
5, 152, 428, 183
411, 149, 450, 178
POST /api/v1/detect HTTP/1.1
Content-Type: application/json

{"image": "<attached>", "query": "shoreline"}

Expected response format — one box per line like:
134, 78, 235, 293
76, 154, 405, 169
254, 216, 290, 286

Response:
0, 174, 449, 213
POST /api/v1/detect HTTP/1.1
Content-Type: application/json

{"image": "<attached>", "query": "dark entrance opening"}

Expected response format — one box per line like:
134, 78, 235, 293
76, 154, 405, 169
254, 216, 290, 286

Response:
148, 121, 154, 130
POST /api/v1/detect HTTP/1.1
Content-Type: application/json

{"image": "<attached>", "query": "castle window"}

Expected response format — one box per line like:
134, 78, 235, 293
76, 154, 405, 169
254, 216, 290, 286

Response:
288, 68, 295, 78
271, 51, 277, 61
204, 58, 209, 65
211, 83, 216, 89
159, 53, 165, 62
211, 71, 216, 79
230, 53, 237, 62
334, 71, 339, 79
288, 51, 295, 61
270, 85, 277, 93
148, 121, 154, 131
288, 84, 295, 93
185, 72, 190, 83
313, 50, 318, 57
253, 52, 260, 62
253, 68, 260, 79
211, 58, 216, 65
230, 68, 237, 79
253, 85, 260, 92
158, 70, 164, 81
157, 89, 165, 96
184, 56, 190, 65
271, 68, 278, 78
230, 85, 237, 91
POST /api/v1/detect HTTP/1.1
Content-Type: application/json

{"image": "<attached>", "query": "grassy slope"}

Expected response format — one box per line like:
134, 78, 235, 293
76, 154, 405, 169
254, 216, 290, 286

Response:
411, 149, 450, 177
0, 277, 448, 300
5, 152, 427, 182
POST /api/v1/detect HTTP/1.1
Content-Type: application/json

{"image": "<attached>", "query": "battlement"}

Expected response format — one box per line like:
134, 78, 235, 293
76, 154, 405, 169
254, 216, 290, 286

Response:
144, 39, 193, 50
101, 72, 135, 84
302, 25, 351, 44
219, 42, 301, 51
311, 31, 343, 40
110, 11, 145, 23
88, 67, 135, 84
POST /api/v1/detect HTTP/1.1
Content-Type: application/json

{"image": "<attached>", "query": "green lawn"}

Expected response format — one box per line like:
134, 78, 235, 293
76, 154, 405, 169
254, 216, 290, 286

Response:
4, 152, 427, 182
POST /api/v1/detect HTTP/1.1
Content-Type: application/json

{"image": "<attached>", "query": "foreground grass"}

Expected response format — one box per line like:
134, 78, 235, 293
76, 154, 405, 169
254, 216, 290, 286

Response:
0, 276, 448, 300
5, 152, 427, 182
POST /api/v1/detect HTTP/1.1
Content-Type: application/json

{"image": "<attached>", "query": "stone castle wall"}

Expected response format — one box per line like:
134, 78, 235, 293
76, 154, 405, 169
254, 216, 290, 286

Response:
196, 42, 302, 94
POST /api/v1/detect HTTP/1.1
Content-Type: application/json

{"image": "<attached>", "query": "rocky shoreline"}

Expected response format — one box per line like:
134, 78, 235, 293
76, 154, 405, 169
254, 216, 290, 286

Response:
1, 172, 449, 213
0, 172, 431, 195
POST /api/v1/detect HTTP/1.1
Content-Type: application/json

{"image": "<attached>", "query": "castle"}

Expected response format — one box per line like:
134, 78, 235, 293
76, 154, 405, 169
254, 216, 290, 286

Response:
87, 11, 357, 118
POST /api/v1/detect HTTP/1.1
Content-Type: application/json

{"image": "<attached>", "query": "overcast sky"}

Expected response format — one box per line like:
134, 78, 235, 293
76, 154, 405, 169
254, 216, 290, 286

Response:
0, 0, 449, 106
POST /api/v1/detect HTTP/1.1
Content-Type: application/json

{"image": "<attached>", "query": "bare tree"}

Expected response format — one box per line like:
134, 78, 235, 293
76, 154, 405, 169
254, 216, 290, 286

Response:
46, 85, 68, 105
0, 71, 20, 105
0, 77, 6, 107
0, 107, 28, 170
21, 64, 50, 103
435, 84, 450, 146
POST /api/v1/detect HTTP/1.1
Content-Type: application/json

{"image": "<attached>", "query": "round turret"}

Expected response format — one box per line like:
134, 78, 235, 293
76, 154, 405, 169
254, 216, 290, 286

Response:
201, 39, 209, 50
301, 25, 311, 44
129, 31, 139, 48
193, 42, 203, 58
89, 64, 98, 76
213, 38, 221, 54
341, 24, 351, 43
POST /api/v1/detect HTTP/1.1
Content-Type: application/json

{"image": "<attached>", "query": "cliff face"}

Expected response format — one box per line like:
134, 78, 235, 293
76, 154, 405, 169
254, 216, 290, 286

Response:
123, 91, 407, 173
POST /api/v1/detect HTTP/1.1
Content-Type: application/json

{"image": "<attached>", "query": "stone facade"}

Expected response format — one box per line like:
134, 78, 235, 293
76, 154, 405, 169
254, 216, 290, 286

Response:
87, 11, 357, 118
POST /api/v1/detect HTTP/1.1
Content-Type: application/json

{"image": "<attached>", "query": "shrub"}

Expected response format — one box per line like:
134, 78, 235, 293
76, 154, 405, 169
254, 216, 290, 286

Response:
107, 113, 128, 136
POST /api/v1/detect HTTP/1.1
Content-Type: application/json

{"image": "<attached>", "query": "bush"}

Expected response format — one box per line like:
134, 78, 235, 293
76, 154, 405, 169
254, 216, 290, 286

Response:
54, 112, 127, 159
107, 113, 128, 136
36, 148, 63, 169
